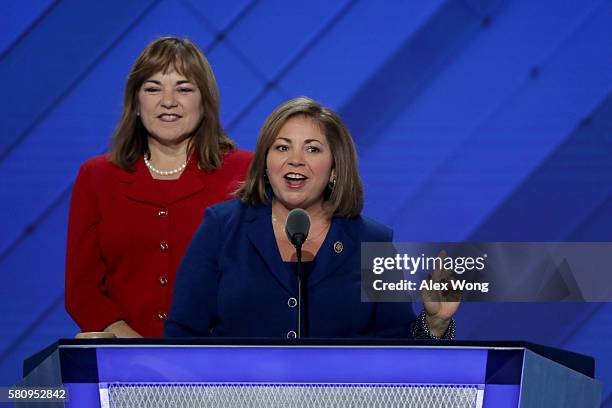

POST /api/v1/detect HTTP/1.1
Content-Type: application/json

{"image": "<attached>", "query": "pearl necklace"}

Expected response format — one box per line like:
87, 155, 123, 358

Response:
144, 155, 188, 176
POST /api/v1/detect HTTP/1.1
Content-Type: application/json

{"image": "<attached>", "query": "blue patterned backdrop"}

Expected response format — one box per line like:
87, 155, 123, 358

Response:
1, 0, 612, 404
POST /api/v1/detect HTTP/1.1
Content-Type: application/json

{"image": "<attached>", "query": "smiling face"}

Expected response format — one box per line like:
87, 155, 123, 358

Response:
138, 69, 204, 145
266, 115, 335, 213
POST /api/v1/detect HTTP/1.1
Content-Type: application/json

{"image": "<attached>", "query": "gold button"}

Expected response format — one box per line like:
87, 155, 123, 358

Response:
160, 242, 169, 252
158, 209, 168, 217
333, 241, 343, 253
158, 312, 167, 320
159, 277, 168, 285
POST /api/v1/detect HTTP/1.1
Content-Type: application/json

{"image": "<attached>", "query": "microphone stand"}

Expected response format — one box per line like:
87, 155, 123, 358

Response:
293, 232, 309, 339
296, 241, 304, 338
285, 208, 310, 339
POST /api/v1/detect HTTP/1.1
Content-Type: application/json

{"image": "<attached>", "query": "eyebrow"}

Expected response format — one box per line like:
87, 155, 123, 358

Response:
275, 137, 324, 145
143, 79, 193, 85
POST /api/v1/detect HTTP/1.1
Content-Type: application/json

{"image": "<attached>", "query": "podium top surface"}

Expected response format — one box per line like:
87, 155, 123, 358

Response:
24, 338, 596, 379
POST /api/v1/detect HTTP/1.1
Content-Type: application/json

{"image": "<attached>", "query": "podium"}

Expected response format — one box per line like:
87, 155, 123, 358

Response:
20, 339, 601, 407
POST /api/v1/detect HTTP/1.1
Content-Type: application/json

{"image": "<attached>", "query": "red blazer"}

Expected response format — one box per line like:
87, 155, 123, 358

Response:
65, 150, 253, 337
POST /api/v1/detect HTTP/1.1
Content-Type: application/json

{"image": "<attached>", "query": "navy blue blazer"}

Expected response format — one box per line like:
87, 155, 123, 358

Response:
165, 199, 416, 338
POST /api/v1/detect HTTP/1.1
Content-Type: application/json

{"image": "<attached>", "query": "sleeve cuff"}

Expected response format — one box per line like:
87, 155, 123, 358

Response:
411, 310, 456, 340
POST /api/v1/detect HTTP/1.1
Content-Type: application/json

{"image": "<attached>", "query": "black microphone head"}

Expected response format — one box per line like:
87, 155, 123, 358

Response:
285, 208, 311, 247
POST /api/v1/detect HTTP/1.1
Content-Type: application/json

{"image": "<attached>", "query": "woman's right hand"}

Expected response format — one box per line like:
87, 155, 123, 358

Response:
104, 320, 143, 338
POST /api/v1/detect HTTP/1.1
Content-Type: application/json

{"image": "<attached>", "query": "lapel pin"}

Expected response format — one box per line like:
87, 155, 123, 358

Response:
333, 241, 343, 254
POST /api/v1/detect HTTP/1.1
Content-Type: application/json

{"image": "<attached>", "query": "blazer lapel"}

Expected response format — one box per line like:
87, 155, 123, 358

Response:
121, 154, 207, 206
308, 217, 357, 288
122, 158, 165, 206
245, 205, 295, 294
164, 158, 207, 205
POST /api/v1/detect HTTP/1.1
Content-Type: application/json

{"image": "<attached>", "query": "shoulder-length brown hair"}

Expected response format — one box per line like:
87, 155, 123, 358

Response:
109, 36, 235, 171
236, 97, 363, 217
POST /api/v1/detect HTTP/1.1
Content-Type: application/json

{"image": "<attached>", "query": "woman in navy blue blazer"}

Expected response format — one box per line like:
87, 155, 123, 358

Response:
165, 97, 458, 339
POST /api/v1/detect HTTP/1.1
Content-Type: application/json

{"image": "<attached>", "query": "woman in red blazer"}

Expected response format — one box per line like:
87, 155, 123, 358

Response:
65, 37, 252, 338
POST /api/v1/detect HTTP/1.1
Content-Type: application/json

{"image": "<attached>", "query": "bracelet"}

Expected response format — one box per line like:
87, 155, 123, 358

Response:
411, 311, 456, 340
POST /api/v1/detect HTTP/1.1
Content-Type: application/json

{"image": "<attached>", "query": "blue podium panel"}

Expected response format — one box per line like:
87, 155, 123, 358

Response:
20, 339, 600, 407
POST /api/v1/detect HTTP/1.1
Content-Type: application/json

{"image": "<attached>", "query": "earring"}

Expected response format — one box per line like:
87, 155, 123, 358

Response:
328, 177, 337, 190
136, 111, 140, 116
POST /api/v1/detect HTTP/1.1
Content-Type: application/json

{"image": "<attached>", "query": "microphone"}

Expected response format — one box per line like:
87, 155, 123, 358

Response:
285, 208, 310, 246
284, 208, 310, 338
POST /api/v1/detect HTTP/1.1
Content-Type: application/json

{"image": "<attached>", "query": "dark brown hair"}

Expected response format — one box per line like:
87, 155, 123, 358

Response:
109, 36, 235, 170
236, 97, 363, 217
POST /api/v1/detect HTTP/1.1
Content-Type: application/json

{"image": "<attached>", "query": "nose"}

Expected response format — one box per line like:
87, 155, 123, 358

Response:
288, 148, 305, 167
161, 89, 178, 109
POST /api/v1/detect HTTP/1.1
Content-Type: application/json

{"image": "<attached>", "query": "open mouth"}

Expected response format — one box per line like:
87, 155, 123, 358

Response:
157, 113, 182, 122
284, 172, 307, 189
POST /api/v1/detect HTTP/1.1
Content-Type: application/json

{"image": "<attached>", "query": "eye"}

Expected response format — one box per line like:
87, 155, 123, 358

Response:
177, 87, 195, 93
275, 144, 289, 152
143, 87, 161, 93
306, 145, 320, 153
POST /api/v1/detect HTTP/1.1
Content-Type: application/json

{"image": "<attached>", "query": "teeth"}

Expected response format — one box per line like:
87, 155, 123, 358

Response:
160, 114, 179, 119
285, 174, 306, 180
